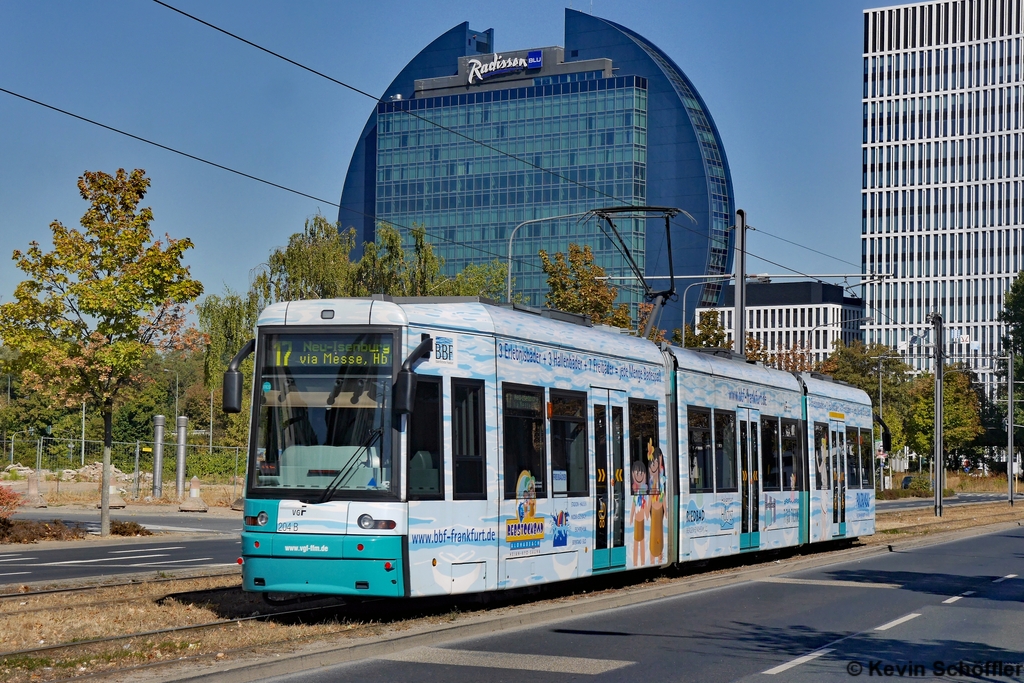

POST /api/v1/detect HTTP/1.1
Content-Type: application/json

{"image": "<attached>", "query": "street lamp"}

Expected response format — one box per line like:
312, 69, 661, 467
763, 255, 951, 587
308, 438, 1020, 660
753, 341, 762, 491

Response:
164, 369, 179, 420
9, 427, 34, 464
506, 212, 591, 302
680, 276, 733, 348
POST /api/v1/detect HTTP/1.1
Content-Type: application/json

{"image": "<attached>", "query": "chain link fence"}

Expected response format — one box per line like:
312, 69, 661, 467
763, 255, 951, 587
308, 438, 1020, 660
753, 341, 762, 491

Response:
1, 435, 245, 499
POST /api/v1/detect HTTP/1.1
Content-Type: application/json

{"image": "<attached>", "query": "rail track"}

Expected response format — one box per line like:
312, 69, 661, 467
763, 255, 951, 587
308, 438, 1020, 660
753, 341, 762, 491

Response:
0, 570, 240, 601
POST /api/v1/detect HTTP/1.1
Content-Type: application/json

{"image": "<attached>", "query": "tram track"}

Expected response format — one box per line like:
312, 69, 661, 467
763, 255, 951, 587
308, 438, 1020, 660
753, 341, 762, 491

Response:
0, 571, 241, 601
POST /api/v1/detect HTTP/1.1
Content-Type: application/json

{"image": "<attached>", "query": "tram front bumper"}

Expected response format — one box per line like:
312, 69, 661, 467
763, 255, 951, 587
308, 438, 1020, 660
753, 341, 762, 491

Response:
241, 532, 404, 597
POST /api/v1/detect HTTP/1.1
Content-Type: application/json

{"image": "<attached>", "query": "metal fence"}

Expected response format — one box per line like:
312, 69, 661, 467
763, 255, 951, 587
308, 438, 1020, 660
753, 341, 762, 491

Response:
1, 436, 245, 495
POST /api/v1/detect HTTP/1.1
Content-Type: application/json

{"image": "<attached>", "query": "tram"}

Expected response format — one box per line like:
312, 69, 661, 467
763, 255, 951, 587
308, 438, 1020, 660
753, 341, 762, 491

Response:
224, 297, 875, 598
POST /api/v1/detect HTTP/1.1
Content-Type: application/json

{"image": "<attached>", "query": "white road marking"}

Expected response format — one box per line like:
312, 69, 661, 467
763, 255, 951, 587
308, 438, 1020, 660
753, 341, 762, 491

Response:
0, 557, 36, 563
40, 554, 169, 565
875, 613, 921, 631
107, 546, 184, 554
942, 590, 976, 604
993, 574, 1018, 583
143, 525, 232, 533
0, 571, 31, 577
381, 647, 634, 674
125, 557, 214, 567
759, 577, 900, 589
763, 648, 834, 675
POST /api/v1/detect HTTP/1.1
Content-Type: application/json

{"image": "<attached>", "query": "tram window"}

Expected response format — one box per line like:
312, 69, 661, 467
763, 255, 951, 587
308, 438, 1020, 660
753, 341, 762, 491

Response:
713, 410, 738, 492
761, 417, 782, 491
452, 379, 485, 500
550, 391, 588, 497
407, 377, 442, 500
503, 385, 547, 499
860, 428, 875, 489
780, 419, 802, 491
846, 426, 862, 488
628, 400, 662, 498
688, 407, 713, 493
814, 422, 829, 489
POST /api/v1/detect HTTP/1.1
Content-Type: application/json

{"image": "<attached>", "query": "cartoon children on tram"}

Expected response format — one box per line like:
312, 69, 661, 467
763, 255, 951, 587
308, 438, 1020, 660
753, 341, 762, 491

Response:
629, 440, 666, 567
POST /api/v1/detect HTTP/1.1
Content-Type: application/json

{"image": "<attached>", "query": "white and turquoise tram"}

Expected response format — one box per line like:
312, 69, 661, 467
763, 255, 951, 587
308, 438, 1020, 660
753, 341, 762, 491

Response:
224, 297, 875, 598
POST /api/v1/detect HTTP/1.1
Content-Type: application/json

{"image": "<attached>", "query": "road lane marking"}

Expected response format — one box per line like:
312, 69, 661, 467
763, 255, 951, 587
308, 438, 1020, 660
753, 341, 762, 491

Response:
763, 648, 834, 674
0, 572, 31, 577
993, 574, 1018, 583
942, 590, 976, 604
126, 557, 214, 566
759, 577, 900, 589
40, 554, 169, 565
0, 557, 36, 563
142, 525, 233, 533
381, 647, 634, 674
108, 546, 184, 554
875, 613, 921, 631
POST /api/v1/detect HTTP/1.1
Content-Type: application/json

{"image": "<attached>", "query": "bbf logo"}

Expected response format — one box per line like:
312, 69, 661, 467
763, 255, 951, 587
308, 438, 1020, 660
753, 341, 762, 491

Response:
434, 336, 456, 365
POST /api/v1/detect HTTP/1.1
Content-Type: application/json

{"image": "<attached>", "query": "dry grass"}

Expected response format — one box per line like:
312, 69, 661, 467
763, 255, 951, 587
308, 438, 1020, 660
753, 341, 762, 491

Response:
947, 474, 1019, 493
869, 500, 1024, 540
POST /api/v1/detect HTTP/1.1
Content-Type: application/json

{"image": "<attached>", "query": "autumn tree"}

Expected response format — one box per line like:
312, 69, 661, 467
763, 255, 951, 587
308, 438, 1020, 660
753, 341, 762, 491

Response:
904, 367, 983, 460
0, 169, 202, 535
539, 243, 631, 328
744, 335, 770, 363
683, 310, 728, 348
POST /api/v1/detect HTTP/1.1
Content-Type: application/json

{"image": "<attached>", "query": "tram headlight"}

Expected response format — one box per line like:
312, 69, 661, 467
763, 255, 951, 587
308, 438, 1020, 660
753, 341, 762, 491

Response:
357, 514, 396, 530
244, 511, 269, 527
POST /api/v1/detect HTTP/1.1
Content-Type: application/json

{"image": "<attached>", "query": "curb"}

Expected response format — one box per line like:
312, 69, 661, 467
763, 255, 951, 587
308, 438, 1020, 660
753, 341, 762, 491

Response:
125, 518, 1023, 683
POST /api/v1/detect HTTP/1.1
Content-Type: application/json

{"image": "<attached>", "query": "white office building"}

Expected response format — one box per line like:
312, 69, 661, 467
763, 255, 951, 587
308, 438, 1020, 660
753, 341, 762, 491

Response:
863, 0, 1024, 389
696, 282, 865, 366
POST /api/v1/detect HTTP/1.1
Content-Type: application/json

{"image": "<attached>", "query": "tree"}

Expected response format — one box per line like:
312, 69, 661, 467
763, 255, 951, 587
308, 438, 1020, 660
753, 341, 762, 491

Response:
0, 169, 203, 535
539, 243, 631, 328
253, 213, 357, 303
905, 368, 983, 460
683, 310, 728, 348
819, 340, 911, 415
744, 335, 770, 363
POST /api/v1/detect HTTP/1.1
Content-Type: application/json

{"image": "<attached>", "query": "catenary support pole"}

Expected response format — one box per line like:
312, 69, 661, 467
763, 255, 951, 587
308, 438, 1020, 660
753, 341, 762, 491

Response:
733, 209, 747, 356
929, 312, 944, 517
1009, 350, 1014, 507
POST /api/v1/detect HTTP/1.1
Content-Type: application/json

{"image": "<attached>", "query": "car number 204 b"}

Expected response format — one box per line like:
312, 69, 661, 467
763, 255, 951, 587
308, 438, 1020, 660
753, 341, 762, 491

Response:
278, 521, 299, 532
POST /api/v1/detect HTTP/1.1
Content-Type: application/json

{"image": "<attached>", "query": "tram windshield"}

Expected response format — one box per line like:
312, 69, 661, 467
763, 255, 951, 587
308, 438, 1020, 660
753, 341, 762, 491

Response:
250, 332, 394, 499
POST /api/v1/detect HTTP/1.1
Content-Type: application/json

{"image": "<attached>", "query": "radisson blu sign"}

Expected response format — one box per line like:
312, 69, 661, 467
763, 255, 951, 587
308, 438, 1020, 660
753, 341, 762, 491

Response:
467, 50, 542, 85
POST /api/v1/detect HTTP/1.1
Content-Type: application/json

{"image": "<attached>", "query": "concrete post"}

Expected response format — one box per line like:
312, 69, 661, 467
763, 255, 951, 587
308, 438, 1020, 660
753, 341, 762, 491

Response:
176, 416, 187, 499
153, 415, 165, 498
26, 470, 46, 508
179, 475, 208, 512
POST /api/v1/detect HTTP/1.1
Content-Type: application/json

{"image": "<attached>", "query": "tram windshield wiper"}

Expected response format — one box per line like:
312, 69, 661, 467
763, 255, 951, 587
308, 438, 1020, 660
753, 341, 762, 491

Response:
316, 427, 383, 504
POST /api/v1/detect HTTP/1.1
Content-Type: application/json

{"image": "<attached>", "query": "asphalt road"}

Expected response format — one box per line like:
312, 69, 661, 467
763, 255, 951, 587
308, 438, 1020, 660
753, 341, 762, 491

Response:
266, 526, 1024, 683
0, 538, 242, 584
876, 491, 1023, 511
12, 507, 242, 535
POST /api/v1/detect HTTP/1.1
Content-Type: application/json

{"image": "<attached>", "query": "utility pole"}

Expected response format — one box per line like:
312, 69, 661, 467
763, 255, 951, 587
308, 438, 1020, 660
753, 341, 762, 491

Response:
927, 312, 944, 517
80, 402, 86, 466
1009, 350, 1015, 507
733, 209, 751, 356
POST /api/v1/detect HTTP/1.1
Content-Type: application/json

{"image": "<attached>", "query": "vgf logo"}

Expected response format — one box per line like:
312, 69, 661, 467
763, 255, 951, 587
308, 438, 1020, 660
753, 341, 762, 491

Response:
434, 336, 456, 365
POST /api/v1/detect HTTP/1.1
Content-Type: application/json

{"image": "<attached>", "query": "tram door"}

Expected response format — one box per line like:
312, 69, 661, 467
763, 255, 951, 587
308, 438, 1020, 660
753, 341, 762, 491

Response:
593, 388, 626, 571
738, 408, 761, 550
829, 420, 847, 537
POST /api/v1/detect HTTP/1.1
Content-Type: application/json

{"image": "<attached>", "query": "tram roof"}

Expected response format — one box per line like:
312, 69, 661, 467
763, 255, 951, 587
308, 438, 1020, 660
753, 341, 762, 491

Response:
665, 345, 802, 393
257, 297, 664, 364
799, 372, 872, 406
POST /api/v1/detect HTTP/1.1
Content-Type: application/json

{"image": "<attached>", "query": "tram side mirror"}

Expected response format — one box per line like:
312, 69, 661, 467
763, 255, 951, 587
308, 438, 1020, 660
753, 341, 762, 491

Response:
882, 428, 892, 453
393, 335, 433, 416
393, 370, 418, 415
223, 370, 244, 414
222, 338, 255, 414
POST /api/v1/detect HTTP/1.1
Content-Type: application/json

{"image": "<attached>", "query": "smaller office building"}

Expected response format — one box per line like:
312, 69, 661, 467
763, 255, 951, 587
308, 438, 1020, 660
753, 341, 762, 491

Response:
697, 282, 865, 365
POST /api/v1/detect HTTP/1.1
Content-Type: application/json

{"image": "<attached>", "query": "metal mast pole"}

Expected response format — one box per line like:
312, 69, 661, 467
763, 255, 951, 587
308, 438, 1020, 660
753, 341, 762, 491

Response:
734, 209, 748, 356
928, 313, 944, 517
1009, 351, 1014, 507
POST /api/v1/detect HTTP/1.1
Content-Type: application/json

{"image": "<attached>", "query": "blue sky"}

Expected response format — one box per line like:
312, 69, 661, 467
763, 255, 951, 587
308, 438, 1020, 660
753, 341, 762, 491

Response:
0, 0, 890, 311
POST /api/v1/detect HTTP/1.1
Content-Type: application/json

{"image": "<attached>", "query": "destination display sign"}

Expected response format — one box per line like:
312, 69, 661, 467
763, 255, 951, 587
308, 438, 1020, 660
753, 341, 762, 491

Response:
267, 334, 393, 368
